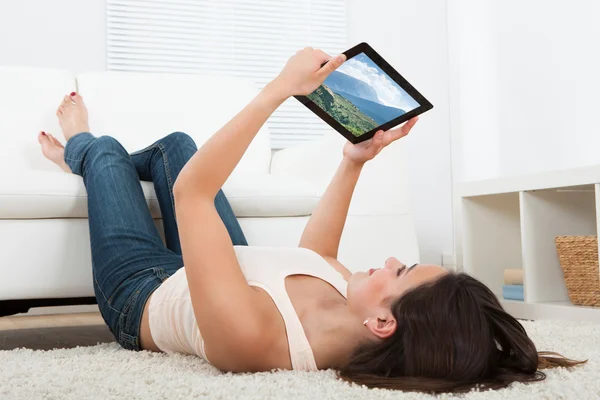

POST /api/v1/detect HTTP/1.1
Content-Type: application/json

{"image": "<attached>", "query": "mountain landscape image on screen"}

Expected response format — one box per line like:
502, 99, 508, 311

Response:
307, 69, 407, 137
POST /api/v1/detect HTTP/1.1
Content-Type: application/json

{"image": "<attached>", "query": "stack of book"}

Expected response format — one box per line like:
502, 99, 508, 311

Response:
502, 269, 524, 301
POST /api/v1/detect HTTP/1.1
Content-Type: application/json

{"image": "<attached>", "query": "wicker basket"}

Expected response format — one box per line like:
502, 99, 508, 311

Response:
555, 236, 600, 307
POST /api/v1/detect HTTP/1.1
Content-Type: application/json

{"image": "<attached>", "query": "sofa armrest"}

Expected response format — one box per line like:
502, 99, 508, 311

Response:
270, 133, 413, 216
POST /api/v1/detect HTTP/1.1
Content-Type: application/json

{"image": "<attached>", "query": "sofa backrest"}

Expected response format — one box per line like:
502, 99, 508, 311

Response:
0, 67, 272, 175
76, 71, 271, 175
0, 66, 76, 171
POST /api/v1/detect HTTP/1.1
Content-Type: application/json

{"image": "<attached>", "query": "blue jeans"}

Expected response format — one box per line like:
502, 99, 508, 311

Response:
63, 131, 248, 351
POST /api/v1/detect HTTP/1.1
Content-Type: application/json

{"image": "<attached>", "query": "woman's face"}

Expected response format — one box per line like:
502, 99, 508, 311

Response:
346, 257, 448, 318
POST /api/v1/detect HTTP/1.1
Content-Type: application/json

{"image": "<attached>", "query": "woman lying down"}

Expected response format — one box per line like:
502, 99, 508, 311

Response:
38, 47, 584, 394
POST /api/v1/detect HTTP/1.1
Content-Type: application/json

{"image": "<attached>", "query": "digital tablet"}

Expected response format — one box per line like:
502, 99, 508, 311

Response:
294, 42, 434, 144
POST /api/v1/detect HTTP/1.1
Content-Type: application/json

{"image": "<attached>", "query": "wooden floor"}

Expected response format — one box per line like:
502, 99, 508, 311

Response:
0, 311, 105, 330
0, 312, 116, 351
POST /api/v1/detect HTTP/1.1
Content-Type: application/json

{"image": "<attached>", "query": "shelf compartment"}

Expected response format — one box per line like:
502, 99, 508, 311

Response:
462, 192, 522, 297
520, 185, 597, 304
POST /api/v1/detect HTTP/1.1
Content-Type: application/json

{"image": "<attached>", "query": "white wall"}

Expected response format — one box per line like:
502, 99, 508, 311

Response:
0, 0, 105, 74
448, 0, 600, 182
347, 0, 454, 265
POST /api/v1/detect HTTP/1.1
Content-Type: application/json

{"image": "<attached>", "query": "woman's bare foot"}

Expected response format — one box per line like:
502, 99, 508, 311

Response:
37, 131, 72, 173
56, 92, 90, 141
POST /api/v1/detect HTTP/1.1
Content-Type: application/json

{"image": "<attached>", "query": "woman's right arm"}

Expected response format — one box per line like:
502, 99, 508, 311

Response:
298, 156, 364, 274
298, 117, 419, 273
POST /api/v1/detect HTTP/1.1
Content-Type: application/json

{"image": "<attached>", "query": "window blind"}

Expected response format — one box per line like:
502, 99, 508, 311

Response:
106, 0, 347, 149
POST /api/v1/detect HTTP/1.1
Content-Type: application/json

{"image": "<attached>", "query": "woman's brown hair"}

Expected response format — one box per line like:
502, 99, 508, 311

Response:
337, 273, 586, 394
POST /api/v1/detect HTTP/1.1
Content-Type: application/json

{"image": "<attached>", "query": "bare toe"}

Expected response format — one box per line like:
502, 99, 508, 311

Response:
56, 92, 90, 141
38, 131, 71, 173
56, 102, 66, 116
70, 92, 83, 103
38, 131, 57, 158
37, 131, 47, 144
48, 133, 64, 148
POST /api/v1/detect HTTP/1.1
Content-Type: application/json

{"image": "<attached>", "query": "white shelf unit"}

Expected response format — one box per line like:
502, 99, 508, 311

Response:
456, 165, 600, 323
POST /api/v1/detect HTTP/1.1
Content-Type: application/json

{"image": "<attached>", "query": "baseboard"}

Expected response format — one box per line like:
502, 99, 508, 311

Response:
1, 297, 99, 317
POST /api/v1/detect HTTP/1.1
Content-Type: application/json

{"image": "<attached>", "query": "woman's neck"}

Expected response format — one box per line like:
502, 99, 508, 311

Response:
307, 302, 371, 369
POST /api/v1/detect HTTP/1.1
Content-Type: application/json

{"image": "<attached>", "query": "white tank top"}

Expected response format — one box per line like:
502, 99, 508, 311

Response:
148, 246, 348, 371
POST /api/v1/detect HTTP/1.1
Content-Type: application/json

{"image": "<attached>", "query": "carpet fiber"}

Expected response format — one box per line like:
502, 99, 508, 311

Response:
1, 319, 598, 400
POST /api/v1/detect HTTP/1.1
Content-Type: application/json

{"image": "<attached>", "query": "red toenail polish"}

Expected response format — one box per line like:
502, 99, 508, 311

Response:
41, 132, 46, 135
70, 92, 76, 96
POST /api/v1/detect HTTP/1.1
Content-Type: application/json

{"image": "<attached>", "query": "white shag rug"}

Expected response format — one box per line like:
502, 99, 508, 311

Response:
1, 319, 599, 400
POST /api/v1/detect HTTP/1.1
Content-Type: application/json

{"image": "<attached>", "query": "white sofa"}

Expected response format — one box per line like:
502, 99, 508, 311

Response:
0, 66, 419, 316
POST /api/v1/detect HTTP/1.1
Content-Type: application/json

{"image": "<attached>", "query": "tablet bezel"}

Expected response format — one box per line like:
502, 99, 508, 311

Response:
294, 42, 434, 144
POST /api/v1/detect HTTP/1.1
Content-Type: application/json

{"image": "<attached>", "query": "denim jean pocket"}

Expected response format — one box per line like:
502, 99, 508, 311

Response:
92, 275, 122, 334
116, 268, 167, 350
117, 286, 142, 349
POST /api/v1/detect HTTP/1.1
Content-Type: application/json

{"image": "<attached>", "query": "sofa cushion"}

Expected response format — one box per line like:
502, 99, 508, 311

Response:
0, 171, 319, 219
0, 67, 76, 172
75, 71, 272, 177
222, 174, 319, 217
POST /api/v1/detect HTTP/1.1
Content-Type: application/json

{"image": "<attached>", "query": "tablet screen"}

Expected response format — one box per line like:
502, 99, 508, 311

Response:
307, 52, 420, 138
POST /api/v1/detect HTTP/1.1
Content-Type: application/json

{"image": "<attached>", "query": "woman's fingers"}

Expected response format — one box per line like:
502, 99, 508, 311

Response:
314, 49, 332, 64
371, 131, 385, 154
383, 117, 419, 145
316, 53, 346, 79
400, 116, 419, 136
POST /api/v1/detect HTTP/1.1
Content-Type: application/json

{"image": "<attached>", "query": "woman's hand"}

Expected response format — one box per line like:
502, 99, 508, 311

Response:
343, 117, 419, 165
271, 47, 347, 97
